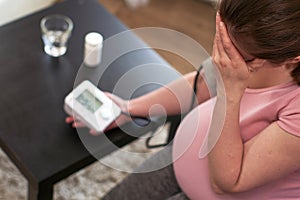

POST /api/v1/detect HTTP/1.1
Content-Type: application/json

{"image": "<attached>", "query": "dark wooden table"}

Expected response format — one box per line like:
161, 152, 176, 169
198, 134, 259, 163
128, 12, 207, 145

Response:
0, 0, 181, 199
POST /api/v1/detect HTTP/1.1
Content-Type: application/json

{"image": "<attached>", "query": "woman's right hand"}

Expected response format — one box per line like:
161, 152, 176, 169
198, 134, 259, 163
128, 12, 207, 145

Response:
65, 93, 132, 135
212, 12, 251, 98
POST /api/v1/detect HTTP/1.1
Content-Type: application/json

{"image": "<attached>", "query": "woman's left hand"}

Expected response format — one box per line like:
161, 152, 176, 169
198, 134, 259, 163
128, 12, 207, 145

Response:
212, 13, 250, 98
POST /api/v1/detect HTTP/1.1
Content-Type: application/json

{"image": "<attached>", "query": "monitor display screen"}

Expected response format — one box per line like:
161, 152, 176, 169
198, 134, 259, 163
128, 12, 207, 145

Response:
76, 89, 103, 113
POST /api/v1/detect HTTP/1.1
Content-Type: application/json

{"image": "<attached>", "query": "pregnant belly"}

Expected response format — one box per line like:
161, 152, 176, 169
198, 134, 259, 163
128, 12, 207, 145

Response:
172, 101, 276, 200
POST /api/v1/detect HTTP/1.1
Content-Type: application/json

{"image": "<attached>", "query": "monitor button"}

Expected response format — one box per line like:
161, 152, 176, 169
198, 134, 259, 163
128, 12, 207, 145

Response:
100, 109, 111, 120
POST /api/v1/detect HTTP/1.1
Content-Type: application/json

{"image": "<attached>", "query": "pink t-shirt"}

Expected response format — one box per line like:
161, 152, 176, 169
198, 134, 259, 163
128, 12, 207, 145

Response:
173, 81, 300, 200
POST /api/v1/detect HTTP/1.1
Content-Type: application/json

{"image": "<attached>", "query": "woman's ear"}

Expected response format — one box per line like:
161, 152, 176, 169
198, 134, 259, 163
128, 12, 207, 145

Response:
289, 55, 300, 64
285, 55, 300, 71
247, 58, 266, 70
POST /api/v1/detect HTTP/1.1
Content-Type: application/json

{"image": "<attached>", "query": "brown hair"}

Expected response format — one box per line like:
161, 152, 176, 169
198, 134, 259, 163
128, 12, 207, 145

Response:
218, 0, 300, 84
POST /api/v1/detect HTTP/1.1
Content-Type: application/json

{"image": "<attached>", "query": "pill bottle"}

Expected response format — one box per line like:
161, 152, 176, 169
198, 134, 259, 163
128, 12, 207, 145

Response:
84, 32, 103, 67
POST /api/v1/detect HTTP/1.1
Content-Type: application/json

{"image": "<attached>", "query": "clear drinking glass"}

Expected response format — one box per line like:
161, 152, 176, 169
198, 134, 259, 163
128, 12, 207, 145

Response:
40, 15, 73, 57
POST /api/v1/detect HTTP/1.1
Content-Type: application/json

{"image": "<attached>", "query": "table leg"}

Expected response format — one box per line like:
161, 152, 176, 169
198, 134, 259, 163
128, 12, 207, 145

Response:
28, 181, 53, 200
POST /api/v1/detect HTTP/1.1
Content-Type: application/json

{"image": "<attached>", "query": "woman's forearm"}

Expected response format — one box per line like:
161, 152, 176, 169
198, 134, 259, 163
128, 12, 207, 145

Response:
208, 92, 244, 193
128, 71, 211, 117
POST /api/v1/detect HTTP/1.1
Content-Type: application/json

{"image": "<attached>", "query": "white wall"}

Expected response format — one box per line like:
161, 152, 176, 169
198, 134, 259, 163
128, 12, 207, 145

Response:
0, 0, 55, 26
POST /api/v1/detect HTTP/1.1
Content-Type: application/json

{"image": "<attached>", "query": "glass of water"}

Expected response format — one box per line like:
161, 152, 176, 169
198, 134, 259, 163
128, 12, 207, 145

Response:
40, 15, 73, 57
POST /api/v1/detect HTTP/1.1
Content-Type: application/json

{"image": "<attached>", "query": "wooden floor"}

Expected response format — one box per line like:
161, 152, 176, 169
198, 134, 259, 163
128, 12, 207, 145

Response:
98, 0, 216, 74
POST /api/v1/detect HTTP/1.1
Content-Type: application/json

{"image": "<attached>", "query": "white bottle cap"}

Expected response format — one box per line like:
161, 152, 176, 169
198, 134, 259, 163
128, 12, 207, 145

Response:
84, 32, 103, 67
85, 32, 103, 47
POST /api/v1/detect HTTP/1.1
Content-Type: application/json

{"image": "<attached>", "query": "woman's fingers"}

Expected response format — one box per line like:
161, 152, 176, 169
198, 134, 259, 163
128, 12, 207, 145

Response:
212, 12, 251, 88
218, 18, 243, 62
213, 12, 231, 67
65, 116, 87, 128
215, 13, 226, 59
72, 121, 86, 128
65, 116, 75, 124
89, 129, 99, 136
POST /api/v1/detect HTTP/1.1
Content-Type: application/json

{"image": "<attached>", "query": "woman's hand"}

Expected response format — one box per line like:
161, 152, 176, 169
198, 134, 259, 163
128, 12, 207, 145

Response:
212, 13, 250, 98
65, 93, 132, 135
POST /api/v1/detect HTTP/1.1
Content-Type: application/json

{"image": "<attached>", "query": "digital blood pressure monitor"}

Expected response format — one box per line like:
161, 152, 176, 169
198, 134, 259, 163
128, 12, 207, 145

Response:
64, 80, 121, 133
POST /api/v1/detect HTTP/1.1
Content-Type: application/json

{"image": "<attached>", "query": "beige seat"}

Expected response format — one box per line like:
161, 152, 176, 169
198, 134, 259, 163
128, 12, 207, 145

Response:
0, 0, 56, 26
